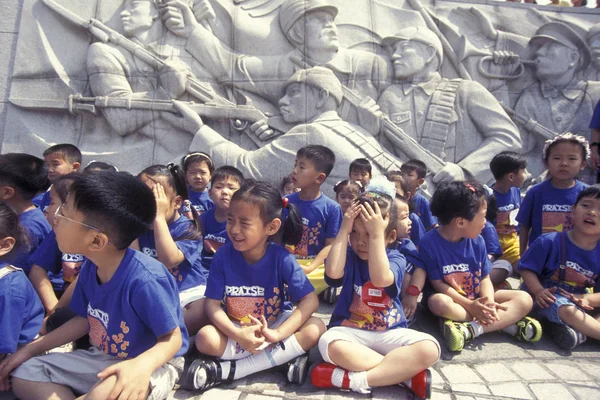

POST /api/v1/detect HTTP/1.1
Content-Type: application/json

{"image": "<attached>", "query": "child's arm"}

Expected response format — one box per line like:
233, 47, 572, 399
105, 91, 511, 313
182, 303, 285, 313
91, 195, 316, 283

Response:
259, 292, 319, 343
205, 299, 265, 353
153, 184, 186, 269
325, 204, 360, 280
95, 327, 183, 399
519, 225, 531, 256
520, 269, 556, 308
302, 242, 331, 275
29, 264, 59, 313
558, 288, 600, 310
361, 202, 394, 288
402, 267, 426, 320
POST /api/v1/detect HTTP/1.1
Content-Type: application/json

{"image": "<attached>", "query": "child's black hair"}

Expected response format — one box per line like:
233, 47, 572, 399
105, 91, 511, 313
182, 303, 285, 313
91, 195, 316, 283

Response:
139, 164, 201, 241
0, 202, 29, 261
542, 132, 590, 163
84, 161, 118, 173
400, 159, 427, 180
0, 153, 49, 200
43, 143, 82, 164
349, 158, 372, 176
232, 181, 304, 246
430, 181, 487, 225
333, 179, 364, 197
68, 172, 156, 250
489, 151, 527, 181
357, 191, 398, 236
385, 171, 415, 213
210, 166, 244, 187
296, 145, 335, 177
486, 194, 497, 226
53, 173, 79, 203
279, 174, 294, 195
575, 184, 600, 206
181, 152, 215, 175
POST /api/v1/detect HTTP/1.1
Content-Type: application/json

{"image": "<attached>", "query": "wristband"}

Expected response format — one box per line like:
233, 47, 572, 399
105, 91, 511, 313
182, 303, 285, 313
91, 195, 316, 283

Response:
407, 285, 421, 296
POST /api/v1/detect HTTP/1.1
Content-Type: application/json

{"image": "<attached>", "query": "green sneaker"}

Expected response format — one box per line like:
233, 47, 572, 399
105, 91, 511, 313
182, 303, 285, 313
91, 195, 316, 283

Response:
515, 316, 543, 343
443, 320, 472, 352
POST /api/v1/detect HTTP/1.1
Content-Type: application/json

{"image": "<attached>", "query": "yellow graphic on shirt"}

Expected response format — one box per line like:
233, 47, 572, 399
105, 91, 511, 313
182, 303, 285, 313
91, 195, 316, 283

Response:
225, 287, 282, 323
340, 291, 399, 331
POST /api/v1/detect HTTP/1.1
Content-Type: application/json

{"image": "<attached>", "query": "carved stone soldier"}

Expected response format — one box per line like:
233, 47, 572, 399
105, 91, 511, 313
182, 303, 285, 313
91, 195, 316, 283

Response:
373, 27, 521, 184
169, 67, 402, 193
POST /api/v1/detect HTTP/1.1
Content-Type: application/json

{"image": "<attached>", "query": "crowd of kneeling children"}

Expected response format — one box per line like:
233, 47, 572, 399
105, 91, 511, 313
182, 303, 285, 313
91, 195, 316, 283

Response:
0, 131, 599, 400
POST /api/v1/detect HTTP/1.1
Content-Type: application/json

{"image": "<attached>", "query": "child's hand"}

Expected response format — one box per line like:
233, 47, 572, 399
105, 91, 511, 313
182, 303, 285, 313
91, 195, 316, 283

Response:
557, 288, 594, 311
251, 315, 283, 344
360, 201, 387, 238
97, 359, 153, 400
236, 319, 266, 354
153, 183, 171, 220
0, 347, 33, 388
402, 295, 418, 320
467, 297, 498, 325
340, 202, 360, 233
482, 300, 508, 324
534, 287, 557, 309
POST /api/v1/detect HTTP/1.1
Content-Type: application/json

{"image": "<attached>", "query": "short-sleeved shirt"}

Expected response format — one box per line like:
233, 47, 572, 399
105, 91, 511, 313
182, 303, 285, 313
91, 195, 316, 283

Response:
13, 208, 52, 274
409, 212, 426, 247
199, 208, 228, 270
519, 232, 600, 295
30, 231, 85, 289
32, 190, 48, 208
186, 189, 214, 215
413, 192, 437, 230
395, 238, 425, 274
70, 248, 189, 359
285, 192, 342, 259
326, 248, 407, 331
516, 180, 588, 246
38, 190, 51, 213
493, 186, 521, 236
481, 221, 503, 258
420, 229, 492, 300
138, 215, 205, 291
0, 264, 44, 354
205, 242, 314, 324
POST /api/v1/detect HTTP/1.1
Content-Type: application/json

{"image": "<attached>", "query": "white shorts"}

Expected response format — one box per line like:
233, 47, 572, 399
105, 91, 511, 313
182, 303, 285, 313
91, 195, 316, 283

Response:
11, 346, 182, 400
179, 284, 206, 308
318, 326, 441, 364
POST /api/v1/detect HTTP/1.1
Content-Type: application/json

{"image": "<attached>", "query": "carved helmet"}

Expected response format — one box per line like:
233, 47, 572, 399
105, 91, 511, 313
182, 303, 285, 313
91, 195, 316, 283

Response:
530, 22, 591, 71
382, 26, 444, 66
279, 0, 339, 36
285, 66, 344, 106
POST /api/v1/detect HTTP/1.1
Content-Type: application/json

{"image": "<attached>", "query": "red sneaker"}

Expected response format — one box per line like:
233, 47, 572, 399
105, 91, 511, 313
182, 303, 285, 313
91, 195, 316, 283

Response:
401, 369, 432, 399
310, 362, 350, 391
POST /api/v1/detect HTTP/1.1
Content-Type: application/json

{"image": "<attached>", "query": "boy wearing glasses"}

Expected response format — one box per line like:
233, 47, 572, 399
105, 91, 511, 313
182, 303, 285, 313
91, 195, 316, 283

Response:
0, 172, 189, 400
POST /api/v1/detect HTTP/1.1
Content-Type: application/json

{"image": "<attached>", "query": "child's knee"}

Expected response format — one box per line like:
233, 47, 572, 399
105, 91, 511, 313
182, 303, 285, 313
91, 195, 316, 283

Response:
194, 324, 222, 353
417, 340, 440, 368
558, 304, 581, 323
428, 293, 452, 314
296, 317, 326, 350
514, 290, 534, 311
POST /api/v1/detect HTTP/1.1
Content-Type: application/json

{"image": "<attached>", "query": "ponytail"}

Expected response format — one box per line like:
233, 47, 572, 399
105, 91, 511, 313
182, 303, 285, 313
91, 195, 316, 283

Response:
280, 202, 303, 246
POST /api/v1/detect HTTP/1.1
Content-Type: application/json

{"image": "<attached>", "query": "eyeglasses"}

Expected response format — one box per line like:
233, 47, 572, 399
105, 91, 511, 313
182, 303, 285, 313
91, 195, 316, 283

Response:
54, 204, 111, 243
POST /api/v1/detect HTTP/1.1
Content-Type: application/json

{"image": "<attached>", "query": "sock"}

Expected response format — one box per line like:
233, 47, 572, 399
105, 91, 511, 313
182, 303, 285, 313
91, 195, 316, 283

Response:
194, 368, 208, 389
502, 323, 533, 340
466, 321, 484, 339
232, 334, 306, 380
348, 371, 371, 394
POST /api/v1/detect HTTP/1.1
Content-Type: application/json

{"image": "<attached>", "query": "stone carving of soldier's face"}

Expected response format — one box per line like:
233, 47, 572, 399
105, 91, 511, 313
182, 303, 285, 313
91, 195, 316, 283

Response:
302, 10, 339, 52
391, 40, 433, 80
588, 35, 600, 69
278, 83, 320, 124
534, 41, 579, 82
120, 0, 158, 38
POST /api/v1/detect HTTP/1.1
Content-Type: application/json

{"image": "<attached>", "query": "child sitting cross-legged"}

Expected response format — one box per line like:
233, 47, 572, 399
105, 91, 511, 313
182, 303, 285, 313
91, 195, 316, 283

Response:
520, 185, 600, 350
311, 190, 439, 398
0, 171, 189, 400
423, 182, 542, 352
179, 181, 325, 391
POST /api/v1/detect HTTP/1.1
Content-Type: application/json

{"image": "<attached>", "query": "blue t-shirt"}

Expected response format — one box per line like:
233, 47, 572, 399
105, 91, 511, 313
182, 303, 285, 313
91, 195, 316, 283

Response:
395, 238, 425, 274
481, 221, 503, 258
199, 208, 228, 270
516, 180, 588, 246
285, 192, 342, 259
205, 242, 314, 324
0, 263, 44, 354
420, 229, 492, 300
519, 232, 600, 295
413, 192, 437, 230
326, 248, 407, 330
409, 212, 425, 247
182, 189, 214, 215
492, 186, 521, 236
38, 190, 51, 213
138, 215, 205, 291
70, 248, 189, 359
30, 231, 85, 290
13, 208, 52, 274
32, 190, 48, 208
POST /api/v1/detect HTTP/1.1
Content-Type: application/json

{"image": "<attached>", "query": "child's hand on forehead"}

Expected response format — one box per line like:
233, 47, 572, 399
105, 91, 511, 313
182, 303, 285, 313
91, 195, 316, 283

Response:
340, 202, 360, 232
360, 201, 388, 237
153, 183, 171, 220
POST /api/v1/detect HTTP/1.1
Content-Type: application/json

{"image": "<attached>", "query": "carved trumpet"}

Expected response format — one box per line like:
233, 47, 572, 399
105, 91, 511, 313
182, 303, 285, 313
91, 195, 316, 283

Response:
457, 37, 536, 80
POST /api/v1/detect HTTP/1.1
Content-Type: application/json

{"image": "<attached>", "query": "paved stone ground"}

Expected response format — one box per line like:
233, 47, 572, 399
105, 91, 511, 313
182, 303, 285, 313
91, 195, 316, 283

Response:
2, 279, 599, 400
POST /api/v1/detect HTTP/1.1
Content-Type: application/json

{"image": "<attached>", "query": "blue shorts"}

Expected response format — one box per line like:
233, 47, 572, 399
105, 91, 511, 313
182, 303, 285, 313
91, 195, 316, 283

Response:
536, 294, 577, 325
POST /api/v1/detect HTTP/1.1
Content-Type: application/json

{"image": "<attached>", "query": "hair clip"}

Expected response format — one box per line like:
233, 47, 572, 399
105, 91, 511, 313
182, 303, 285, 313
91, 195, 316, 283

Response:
183, 152, 214, 167
464, 183, 476, 193
364, 192, 382, 199
282, 197, 289, 208
543, 132, 590, 161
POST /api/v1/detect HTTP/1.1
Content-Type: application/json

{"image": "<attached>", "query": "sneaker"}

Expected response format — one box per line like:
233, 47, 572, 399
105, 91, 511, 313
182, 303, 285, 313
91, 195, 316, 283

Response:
322, 286, 338, 304
442, 320, 472, 352
514, 316, 542, 342
495, 280, 513, 291
310, 362, 370, 394
46, 341, 74, 354
400, 369, 432, 399
287, 354, 310, 384
178, 358, 232, 391
550, 323, 587, 350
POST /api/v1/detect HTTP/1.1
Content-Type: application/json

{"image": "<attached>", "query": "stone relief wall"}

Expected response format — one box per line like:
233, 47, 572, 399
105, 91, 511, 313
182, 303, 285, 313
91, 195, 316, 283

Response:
2, 0, 600, 191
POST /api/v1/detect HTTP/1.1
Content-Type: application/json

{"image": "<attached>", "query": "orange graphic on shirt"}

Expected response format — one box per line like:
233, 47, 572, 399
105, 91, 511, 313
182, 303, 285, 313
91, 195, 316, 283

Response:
226, 288, 282, 323
62, 253, 84, 283
341, 292, 399, 331
287, 222, 322, 258
496, 211, 516, 235
88, 314, 130, 359
551, 265, 598, 289
444, 271, 481, 300
542, 212, 572, 234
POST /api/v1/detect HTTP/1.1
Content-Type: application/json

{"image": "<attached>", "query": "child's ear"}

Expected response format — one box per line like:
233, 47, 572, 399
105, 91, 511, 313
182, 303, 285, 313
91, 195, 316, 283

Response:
0, 236, 16, 257
417, 178, 425, 187
386, 228, 397, 245
72, 162, 81, 172
87, 231, 110, 252
455, 217, 466, 228
0, 185, 15, 201
579, 161, 587, 172
267, 218, 282, 236
174, 195, 183, 209
315, 172, 327, 185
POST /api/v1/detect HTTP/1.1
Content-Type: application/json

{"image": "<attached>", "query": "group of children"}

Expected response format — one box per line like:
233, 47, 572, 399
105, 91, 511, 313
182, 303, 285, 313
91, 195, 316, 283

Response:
0, 131, 599, 399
